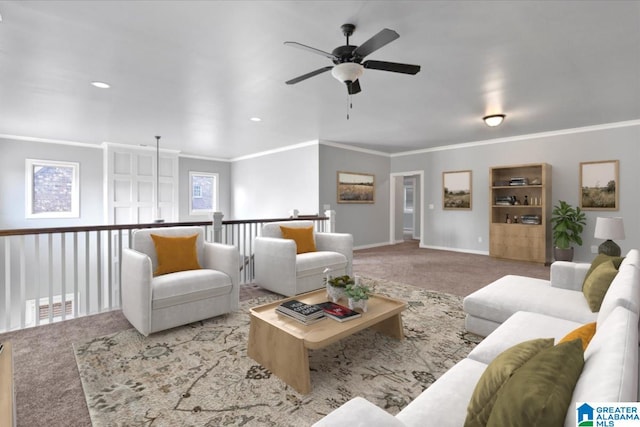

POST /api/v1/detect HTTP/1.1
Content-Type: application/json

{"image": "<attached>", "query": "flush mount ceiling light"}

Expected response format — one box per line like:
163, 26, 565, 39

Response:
249, 117, 262, 122
91, 81, 110, 89
483, 114, 506, 127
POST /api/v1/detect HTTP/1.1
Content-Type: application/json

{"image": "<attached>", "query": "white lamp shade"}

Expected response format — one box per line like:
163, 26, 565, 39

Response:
594, 217, 625, 240
331, 63, 364, 83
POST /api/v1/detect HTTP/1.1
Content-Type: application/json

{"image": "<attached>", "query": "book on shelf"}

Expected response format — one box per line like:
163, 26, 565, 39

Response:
316, 301, 362, 322
275, 307, 325, 325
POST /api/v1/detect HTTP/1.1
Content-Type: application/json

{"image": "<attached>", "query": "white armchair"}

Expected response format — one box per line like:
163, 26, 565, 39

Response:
121, 226, 239, 336
254, 220, 353, 296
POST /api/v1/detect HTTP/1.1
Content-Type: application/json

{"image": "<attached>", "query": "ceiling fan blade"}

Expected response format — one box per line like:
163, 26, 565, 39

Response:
352, 28, 399, 59
285, 66, 333, 85
362, 60, 421, 75
284, 41, 338, 61
347, 79, 362, 95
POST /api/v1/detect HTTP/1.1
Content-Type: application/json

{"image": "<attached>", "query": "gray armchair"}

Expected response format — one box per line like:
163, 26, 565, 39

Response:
254, 221, 353, 296
121, 226, 239, 336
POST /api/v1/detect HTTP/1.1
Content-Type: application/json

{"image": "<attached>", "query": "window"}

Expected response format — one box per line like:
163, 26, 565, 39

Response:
26, 159, 79, 218
189, 171, 218, 215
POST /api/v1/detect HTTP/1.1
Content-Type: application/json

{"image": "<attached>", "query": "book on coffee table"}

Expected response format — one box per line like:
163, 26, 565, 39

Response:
316, 301, 362, 322
276, 299, 325, 324
275, 308, 326, 325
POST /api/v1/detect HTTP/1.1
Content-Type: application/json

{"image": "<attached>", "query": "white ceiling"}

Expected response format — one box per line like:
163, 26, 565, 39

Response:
1, 1, 639, 159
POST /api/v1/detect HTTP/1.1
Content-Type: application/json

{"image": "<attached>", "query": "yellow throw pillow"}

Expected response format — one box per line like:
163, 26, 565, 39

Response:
558, 322, 597, 350
279, 225, 316, 254
464, 338, 554, 427
150, 233, 202, 276
582, 260, 619, 312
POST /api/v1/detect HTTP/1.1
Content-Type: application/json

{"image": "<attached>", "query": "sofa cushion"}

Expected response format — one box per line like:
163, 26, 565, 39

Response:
558, 322, 596, 350
597, 263, 640, 325
620, 249, 640, 268
280, 225, 316, 254
487, 339, 584, 427
152, 269, 232, 309
467, 311, 581, 365
566, 306, 639, 427
151, 233, 202, 276
465, 338, 554, 427
296, 251, 347, 278
463, 275, 596, 325
396, 358, 487, 427
582, 260, 619, 312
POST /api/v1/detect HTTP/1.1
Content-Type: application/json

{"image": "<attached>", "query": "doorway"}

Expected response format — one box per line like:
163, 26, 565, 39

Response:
389, 171, 423, 245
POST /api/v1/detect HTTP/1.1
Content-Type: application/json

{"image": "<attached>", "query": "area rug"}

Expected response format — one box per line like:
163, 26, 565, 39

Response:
73, 278, 481, 426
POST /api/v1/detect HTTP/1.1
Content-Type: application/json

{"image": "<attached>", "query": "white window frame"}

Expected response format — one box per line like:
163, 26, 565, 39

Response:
189, 171, 218, 215
26, 159, 80, 219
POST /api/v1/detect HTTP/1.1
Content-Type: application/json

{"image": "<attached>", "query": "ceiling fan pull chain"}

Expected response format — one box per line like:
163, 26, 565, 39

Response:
346, 93, 350, 120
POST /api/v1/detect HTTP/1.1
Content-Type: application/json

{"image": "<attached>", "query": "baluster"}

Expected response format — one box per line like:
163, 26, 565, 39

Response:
97, 230, 102, 313
73, 232, 78, 318
48, 234, 53, 323
61, 233, 66, 321
85, 231, 90, 316
107, 230, 112, 310
4, 237, 11, 331
19, 236, 26, 329
34, 235, 40, 326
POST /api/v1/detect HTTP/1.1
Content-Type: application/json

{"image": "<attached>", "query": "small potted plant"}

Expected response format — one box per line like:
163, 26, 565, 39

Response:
344, 281, 373, 312
325, 274, 353, 302
550, 200, 587, 262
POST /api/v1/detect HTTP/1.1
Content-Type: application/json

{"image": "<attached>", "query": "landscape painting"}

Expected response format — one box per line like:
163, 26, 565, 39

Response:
443, 170, 472, 210
580, 160, 619, 210
337, 172, 374, 203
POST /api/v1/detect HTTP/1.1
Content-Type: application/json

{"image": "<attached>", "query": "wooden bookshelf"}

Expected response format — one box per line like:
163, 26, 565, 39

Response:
489, 163, 552, 264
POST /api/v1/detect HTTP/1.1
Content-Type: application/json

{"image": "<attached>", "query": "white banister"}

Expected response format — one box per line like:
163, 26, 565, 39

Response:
0, 213, 334, 332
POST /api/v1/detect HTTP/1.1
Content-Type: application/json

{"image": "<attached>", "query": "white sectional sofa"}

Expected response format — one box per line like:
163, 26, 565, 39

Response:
312, 250, 640, 427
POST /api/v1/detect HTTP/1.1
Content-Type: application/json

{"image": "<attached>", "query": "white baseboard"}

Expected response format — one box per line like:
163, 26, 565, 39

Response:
419, 244, 490, 256
354, 242, 393, 250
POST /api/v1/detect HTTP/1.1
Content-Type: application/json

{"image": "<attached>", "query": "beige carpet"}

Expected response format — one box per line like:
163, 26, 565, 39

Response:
73, 278, 481, 426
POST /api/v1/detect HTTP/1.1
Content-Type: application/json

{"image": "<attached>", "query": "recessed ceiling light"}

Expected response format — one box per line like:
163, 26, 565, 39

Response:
250, 117, 262, 122
91, 81, 111, 89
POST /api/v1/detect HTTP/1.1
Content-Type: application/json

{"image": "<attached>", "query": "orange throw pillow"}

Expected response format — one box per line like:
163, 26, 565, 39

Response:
558, 322, 596, 350
150, 233, 202, 276
279, 225, 316, 254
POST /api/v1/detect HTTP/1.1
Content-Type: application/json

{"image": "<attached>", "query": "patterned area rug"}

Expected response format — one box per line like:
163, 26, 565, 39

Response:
73, 278, 481, 426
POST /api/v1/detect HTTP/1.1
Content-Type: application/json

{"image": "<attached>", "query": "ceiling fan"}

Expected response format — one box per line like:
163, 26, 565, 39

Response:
285, 23, 421, 95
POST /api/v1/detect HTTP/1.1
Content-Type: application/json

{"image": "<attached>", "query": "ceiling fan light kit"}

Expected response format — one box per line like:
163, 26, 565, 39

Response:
331, 63, 364, 84
483, 114, 506, 127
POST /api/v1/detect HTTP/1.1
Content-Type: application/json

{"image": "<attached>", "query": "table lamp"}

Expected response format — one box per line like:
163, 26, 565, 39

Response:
594, 217, 625, 256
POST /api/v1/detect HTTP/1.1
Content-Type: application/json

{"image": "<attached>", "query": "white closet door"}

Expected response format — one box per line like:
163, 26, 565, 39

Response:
104, 143, 179, 224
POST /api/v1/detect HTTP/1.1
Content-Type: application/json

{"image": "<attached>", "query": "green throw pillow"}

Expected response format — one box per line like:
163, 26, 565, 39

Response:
487, 339, 585, 427
582, 260, 619, 312
464, 338, 554, 427
583, 254, 624, 286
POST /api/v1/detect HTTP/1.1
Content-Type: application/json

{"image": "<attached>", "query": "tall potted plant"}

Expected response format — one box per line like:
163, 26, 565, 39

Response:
550, 200, 587, 261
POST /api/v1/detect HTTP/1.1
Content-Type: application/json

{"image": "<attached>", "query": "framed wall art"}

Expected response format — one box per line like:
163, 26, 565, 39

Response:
580, 160, 619, 210
337, 171, 374, 203
443, 170, 472, 210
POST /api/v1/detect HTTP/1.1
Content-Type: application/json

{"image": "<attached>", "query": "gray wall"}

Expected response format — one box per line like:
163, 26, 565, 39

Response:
391, 124, 640, 261
178, 157, 231, 222
0, 137, 104, 228
230, 144, 320, 220
319, 144, 390, 248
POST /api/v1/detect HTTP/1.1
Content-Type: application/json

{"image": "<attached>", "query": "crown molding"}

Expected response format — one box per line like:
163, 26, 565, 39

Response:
391, 119, 640, 158
230, 139, 319, 162
320, 140, 391, 157
0, 134, 103, 148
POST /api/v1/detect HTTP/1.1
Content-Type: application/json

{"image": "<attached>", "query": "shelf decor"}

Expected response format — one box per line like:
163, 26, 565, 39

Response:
443, 170, 472, 210
579, 160, 619, 211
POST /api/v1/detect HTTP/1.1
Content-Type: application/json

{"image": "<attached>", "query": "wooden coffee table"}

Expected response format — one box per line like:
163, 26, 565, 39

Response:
247, 289, 407, 394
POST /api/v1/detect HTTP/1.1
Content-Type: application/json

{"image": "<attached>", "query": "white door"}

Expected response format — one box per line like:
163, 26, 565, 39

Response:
104, 143, 179, 224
